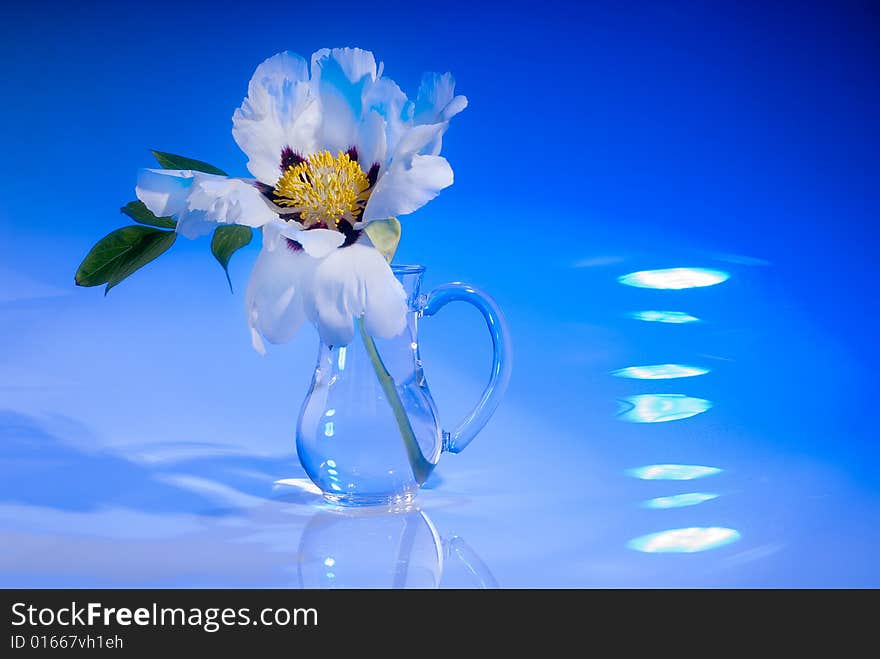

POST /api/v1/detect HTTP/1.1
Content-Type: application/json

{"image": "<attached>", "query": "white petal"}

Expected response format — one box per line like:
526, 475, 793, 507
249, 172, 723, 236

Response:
362, 121, 455, 222
414, 72, 468, 125
314, 87, 359, 155
296, 228, 346, 258
232, 52, 320, 185
362, 155, 453, 222
175, 211, 215, 240
245, 243, 315, 352
260, 220, 289, 251
308, 242, 407, 346
262, 217, 300, 246
136, 168, 198, 217
363, 77, 411, 163
263, 220, 345, 258
137, 170, 278, 239
440, 95, 468, 122
310, 48, 377, 155
307, 257, 361, 346
390, 121, 449, 159
355, 109, 388, 172
311, 47, 377, 87
358, 248, 409, 340
187, 177, 277, 227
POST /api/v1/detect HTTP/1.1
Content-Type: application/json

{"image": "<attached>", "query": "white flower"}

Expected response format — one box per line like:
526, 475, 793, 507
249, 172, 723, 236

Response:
134, 47, 466, 349
245, 224, 408, 352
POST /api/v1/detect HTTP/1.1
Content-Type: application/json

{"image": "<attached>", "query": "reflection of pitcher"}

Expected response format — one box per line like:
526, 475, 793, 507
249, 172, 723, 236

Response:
297, 265, 512, 505
296, 507, 497, 589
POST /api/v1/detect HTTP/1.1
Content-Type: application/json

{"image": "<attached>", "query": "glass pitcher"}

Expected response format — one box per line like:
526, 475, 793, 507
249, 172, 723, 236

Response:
297, 265, 512, 506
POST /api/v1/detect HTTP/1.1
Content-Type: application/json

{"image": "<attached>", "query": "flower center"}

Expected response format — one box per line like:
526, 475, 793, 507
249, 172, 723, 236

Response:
273, 150, 370, 229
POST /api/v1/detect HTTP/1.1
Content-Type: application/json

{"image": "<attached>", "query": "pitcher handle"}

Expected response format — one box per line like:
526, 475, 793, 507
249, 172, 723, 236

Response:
422, 282, 512, 453
442, 536, 500, 588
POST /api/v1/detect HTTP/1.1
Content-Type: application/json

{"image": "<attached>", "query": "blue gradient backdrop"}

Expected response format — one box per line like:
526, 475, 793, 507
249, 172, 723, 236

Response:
0, 0, 878, 586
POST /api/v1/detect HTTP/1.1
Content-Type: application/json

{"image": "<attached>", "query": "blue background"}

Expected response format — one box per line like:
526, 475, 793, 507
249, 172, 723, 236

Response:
0, 0, 877, 586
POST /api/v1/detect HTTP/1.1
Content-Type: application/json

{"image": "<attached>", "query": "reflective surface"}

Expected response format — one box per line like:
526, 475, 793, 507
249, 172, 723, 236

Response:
1, 247, 878, 588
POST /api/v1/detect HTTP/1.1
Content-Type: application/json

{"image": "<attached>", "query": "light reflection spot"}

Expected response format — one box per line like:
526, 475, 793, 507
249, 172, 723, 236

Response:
627, 464, 723, 480
629, 310, 701, 324
337, 347, 347, 370
628, 527, 740, 553
618, 394, 712, 423
273, 478, 322, 495
612, 364, 709, 380
618, 268, 730, 290
642, 492, 719, 509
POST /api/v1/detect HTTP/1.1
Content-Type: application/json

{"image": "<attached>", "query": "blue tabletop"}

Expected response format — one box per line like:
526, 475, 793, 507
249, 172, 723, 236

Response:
1, 247, 877, 588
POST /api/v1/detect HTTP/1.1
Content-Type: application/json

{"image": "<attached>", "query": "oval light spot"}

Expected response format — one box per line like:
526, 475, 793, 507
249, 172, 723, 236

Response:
612, 364, 709, 380
627, 464, 723, 480
628, 310, 701, 323
618, 268, 730, 290
618, 394, 712, 423
641, 492, 720, 509
627, 527, 740, 553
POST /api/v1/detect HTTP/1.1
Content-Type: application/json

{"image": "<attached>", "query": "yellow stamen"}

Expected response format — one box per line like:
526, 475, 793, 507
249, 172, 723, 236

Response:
274, 150, 370, 229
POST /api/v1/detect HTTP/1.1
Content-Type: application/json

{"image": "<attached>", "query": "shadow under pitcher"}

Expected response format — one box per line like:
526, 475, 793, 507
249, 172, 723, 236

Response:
297, 264, 512, 506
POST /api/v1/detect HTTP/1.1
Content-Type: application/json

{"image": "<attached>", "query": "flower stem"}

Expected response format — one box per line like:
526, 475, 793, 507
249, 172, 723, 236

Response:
358, 318, 434, 485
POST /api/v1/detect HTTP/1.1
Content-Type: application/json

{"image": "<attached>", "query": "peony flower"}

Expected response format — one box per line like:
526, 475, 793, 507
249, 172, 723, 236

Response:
135, 47, 466, 350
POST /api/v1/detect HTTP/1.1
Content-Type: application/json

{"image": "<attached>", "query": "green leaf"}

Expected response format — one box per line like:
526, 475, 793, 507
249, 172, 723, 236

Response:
364, 217, 402, 263
151, 150, 227, 176
75, 225, 177, 293
121, 200, 176, 229
211, 225, 253, 292
104, 228, 177, 294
